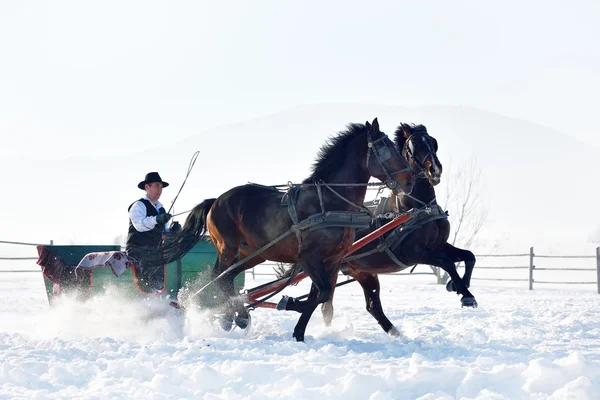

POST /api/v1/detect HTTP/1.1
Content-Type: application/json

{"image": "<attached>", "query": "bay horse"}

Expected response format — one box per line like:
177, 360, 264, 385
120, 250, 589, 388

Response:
151, 118, 417, 341
280, 123, 478, 337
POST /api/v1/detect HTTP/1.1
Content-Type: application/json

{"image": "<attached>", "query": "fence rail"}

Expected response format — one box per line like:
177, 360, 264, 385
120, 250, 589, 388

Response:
534, 267, 595, 271
0, 270, 40, 273
534, 281, 596, 285
472, 246, 600, 293
0, 240, 53, 246
1, 240, 599, 294
471, 277, 529, 282
534, 254, 596, 259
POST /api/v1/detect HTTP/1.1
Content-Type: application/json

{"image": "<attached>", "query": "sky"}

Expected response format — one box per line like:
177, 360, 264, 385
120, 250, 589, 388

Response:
1, 1, 599, 250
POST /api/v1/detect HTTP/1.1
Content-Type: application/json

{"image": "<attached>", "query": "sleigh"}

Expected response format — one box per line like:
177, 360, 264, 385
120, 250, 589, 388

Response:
35, 236, 244, 307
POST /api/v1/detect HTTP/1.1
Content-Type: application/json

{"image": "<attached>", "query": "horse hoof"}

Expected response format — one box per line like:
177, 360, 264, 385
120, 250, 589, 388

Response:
276, 295, 290, 311
293, 332, 305, 342
461, 297, 478, 308
388, 326, 402, 338
446, 280, 457, 292
234, 314, 251, 330
217, 315, 234, 332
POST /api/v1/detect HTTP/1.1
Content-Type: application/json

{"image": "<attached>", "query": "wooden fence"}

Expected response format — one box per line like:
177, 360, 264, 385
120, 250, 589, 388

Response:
469, 246, 600, 293
2, 240, 599, 294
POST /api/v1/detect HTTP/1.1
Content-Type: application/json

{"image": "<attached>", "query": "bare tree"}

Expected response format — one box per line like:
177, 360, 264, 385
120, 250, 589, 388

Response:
438, 156, 490, 283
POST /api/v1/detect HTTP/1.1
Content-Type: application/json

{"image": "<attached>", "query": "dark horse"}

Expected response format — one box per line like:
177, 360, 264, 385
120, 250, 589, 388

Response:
152, 118, 417, 341
280, 123, 478, 337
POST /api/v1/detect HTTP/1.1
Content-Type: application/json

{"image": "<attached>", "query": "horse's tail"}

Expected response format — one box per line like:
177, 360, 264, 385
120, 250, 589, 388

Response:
274, 262, 303, 279
145, 198, 216, 267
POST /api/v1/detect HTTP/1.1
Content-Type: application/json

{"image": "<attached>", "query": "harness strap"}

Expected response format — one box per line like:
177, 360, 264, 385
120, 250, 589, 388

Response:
320, 181, 373, 217
286, 185, 302, 253
398, 191, 437, 209
342, 205, 448, 266
316, 183, 325, 213
384, 247, 415, 269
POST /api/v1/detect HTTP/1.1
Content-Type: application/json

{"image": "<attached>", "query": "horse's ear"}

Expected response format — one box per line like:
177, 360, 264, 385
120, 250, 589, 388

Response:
431, 137, 438, 152
365, 121, 371, 130
402, 124, 411, 137
371, 118, 380, 134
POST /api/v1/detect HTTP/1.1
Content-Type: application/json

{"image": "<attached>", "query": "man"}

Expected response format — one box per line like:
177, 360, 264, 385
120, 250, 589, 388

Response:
126, 172, 180, 291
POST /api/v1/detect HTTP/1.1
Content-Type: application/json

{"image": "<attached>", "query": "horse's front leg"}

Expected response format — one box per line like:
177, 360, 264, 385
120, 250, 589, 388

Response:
277, 253, 335, 342
352, 270, 401, 337
321, 266, 341, 327
412, 250, 478, 308
441, 243, 476, 292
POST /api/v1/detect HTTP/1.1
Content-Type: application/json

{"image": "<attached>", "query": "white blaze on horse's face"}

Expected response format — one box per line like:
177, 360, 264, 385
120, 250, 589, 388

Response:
405, 133, 442, 187
423, 136, 442, 186
428, 156, 442, 185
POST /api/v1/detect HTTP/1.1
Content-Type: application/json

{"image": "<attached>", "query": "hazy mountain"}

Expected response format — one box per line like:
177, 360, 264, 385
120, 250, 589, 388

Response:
5, 103, 598, 255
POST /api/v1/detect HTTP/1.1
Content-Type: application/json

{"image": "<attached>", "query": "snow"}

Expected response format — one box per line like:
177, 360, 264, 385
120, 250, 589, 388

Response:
1, 271, 600, 399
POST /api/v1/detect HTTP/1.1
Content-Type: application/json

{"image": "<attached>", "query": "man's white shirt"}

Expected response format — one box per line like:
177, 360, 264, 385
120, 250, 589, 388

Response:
129, 196, 170, 233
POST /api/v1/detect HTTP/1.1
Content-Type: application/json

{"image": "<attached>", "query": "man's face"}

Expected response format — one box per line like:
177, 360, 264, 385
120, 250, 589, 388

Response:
145, 182, 163, 202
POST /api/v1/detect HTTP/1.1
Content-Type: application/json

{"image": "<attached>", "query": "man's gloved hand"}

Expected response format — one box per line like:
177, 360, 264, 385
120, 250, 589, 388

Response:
156, 213, 172, 225
170, 221, 181, 232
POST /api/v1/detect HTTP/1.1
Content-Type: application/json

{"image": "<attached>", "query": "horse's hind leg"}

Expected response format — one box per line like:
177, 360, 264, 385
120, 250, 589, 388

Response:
212, 248, 240, 296
211, 246, 241, 331
292, 283, 321, 341
227, 253, 266, 329
213, 250, 265, 331
352, 270, 400, 337
441, 243, 476, 292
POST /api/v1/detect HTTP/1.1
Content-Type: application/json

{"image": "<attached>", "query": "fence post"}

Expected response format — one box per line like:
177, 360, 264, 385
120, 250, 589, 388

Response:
50, 239, 54, 245
529, 246, 534, 290
596, 247, 599, 295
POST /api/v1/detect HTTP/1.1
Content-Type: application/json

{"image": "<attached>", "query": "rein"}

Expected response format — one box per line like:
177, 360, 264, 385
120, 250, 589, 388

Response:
186, 131, 412, 305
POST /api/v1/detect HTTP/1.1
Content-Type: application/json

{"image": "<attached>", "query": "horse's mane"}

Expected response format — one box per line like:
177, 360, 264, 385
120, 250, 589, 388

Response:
303, 123, 367, 183
394, 123, 428, 149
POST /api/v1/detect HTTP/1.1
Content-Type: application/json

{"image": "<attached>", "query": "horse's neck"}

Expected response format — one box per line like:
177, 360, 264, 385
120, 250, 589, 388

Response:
316, 160, 371, 211
398, 177, 436, 210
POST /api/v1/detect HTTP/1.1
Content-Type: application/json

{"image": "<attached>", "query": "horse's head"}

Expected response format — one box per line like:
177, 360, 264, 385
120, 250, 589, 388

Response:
395, 123, 442, 186
365, 118, 414, 194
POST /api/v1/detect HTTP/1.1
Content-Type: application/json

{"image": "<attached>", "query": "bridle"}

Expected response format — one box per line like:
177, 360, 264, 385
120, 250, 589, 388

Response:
400, 132, 441, 208
402, 133, 438, 176
366, 132, 412, 191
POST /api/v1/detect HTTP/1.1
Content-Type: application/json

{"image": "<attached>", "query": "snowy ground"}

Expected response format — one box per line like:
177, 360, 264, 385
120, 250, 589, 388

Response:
1, 270, 600, 399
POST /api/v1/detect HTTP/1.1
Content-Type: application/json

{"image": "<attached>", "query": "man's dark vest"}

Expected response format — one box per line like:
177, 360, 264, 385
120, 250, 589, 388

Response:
126, 198, 166, 252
